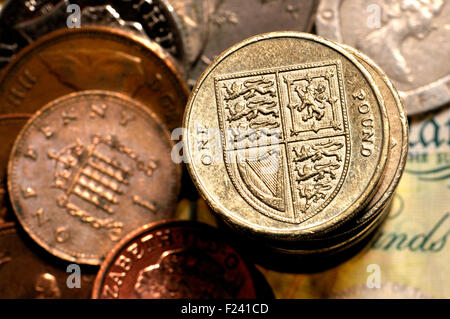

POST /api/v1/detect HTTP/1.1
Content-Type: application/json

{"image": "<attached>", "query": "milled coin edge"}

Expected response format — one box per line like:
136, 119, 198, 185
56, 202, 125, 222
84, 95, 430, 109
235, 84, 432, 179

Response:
183, 31, 390, 241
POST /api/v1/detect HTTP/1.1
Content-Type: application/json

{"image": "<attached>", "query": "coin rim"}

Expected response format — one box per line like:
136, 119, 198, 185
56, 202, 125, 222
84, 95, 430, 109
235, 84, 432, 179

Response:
334, 43, 409, 226
0, 113, 33, 223
0, 26, 190, 130
184, 31, 390, 241
7, 90, 181, 265
247, 44, 409, 253
91, 219, 258, 299
282, 43, 410, 249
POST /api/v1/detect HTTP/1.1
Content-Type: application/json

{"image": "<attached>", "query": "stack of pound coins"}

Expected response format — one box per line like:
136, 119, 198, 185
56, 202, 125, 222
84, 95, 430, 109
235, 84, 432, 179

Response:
183, 32, 408, 267
0, 0, 276, 296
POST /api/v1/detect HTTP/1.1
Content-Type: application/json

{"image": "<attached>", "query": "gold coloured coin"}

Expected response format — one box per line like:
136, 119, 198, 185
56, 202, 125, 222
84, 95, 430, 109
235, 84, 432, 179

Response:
184, 32, 390, 243
262, 44, 409, 254
8, 91, 181, 265
328, 43, 409, 230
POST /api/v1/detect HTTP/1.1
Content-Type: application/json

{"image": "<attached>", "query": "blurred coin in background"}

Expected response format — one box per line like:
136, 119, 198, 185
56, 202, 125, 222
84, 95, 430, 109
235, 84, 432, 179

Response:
316, 0, 450, 115
187, 0, 319, 86
0, 222, 96, 298
0, 0, 187, 70
0, 27, 188, 131
168, 0, 210, 71
92, 220, 259, 299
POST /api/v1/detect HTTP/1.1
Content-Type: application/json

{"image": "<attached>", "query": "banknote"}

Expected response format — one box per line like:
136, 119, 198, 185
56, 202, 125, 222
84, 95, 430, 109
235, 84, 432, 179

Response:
258, 105, 450, 298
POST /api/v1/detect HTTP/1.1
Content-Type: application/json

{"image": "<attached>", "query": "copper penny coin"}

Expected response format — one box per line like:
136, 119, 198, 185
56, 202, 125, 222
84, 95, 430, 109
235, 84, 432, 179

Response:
0, 222, 96, 298
8, 91, 181, 265
0, 113, 31, 223
0, 26, 189, 131
92, 220, 258, 299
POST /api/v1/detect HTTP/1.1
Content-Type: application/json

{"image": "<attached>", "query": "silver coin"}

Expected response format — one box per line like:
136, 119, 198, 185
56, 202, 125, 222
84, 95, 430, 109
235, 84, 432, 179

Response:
186, 0, 318, 87
79, 5, 149, 39
168, 0, 210, 70
316, 0, 450, 115
0, 0, 187, 70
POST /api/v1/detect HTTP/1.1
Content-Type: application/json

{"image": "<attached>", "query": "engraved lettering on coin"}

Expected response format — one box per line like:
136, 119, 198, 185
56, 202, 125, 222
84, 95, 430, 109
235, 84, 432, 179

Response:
8, 91, 181, 265
195, 122, 213, 166
33, 208, 50, 227
55, 227, 70, 243
92, 221, 258, 299
25, 145, 38, 160
21, 186, 37, 198
40, 125, 54, 139
62, 107, 78, 125
184, 32, 389, 241
7, 69, 37, 107
353, 88, 375, 157
90, 103, 107, 119
119, 110, 136, 127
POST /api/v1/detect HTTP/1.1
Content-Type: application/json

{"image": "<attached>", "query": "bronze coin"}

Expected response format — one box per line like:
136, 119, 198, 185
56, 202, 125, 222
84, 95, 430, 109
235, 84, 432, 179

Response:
8, 91, 181, 265
0, 222, 96, 298
92, 220, 258, 299
0, 113, 31, 223
0, 26, 189, 131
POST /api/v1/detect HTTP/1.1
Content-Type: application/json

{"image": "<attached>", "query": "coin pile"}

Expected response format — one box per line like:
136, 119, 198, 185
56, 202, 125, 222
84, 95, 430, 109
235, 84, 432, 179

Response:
184, 32, 409, 262
0, 0, 276, 299
0, 0, 425, 299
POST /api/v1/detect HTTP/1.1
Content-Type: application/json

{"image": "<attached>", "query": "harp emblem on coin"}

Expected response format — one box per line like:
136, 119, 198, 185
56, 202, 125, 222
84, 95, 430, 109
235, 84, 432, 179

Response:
215, 60, 350, 223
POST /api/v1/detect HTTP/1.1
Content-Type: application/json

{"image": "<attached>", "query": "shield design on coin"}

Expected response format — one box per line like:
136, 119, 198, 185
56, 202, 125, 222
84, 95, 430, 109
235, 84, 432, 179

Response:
215, 60, 350, 223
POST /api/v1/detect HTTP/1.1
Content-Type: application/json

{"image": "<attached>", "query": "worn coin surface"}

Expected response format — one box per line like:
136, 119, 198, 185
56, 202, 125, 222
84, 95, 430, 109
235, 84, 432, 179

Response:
0, 114, 31, 223
169, 0, 209, 68
289, 43, 410, 251
92, 220, 257, 298
0, 222, 96, 298
0, 26, 188, 131
260, 45, 409, 254
0, 0, 187, 69
184, 32, 390, 243
8, 91, 181, 265
316, 0, 450, 115
187, 0, 318, 86
334, 44, 409, 227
